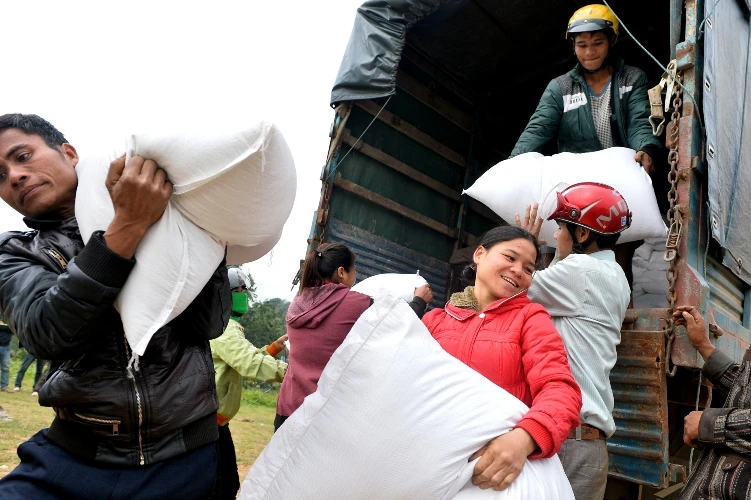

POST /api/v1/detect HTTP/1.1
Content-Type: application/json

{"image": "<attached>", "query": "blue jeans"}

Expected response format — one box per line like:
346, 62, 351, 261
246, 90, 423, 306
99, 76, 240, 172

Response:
0, 430, 219, 499
14, 352, 44, 389
0, 345, 10, 390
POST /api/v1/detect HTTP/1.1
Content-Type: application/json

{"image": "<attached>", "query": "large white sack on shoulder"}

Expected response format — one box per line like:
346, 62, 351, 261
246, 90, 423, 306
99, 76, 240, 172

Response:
75, 156, 224, 355
351, 273, 428, 302
226, 230, 282, 266
535, 148, 667, 246
463, 152, 545, 224
465, 148, 666, 247
240, 294, 573, 500
126, 121, 296, 249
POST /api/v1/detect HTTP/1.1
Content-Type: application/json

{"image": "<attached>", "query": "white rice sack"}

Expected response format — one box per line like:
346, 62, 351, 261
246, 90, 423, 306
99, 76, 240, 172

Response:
632, 238, 669, 300
128, 121, 296, 250
464, 148, 666, 247
633, 293, 669, 309
351, 273, 427, 302
240, 294, 574, 500
75, 122, 296, 354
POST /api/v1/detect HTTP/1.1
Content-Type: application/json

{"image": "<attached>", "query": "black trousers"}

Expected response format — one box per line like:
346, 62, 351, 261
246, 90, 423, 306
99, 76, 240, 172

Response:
0, 429, 219, 499
217, 424, 240, 500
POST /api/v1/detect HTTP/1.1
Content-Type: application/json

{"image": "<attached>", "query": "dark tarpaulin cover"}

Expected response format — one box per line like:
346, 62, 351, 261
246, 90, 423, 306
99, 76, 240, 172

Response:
704, 0, 751, 284
330, 0, 460, 106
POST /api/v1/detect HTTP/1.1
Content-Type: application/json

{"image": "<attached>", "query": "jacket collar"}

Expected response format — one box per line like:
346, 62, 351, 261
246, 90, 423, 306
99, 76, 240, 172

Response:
23, 216, 78, 232
445, 288, 529, 321
587, 249, 617, 262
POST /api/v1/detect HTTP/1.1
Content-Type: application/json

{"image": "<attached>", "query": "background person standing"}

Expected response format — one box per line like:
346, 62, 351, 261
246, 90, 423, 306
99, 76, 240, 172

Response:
0, 317, 12, 393
13, 348, 45, 393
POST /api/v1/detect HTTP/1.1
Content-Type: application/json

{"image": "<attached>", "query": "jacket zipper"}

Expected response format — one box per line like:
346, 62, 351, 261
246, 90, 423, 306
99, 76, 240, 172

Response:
74, 413, 120, 435
123, 337, 145, 465
43, 248, 68, 272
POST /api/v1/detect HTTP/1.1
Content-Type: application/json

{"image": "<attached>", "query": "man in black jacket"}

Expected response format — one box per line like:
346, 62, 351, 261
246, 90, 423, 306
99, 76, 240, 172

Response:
0, 113, 230, 499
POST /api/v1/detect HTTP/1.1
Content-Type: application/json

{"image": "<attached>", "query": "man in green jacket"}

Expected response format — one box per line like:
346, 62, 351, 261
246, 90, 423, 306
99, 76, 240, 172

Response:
512, 4, 665, 289
511, 4, 662, 174
211, 267, 287, 499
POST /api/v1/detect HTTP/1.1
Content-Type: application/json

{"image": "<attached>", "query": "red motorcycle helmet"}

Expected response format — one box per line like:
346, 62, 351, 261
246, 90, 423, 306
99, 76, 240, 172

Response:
547, 182, 632, 235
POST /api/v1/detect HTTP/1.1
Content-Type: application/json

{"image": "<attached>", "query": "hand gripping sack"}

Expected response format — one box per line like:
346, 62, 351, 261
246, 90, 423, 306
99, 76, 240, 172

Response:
75, 122, 296, 354
351, 273, 428, 302
240, 294, 574, 500
464, 147, 666, 247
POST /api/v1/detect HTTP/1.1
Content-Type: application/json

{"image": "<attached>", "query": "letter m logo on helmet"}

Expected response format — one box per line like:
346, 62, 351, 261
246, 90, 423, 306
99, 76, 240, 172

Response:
547, 182, 632, 235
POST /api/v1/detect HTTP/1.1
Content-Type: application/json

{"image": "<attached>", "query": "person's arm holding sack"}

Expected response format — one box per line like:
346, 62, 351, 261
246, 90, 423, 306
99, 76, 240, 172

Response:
516, 204, 583, 316
211, 322, 286, 383
470, 308, 582, 491
624, 70, 663, 174
408, 284, 433, 319
0, 155, 170, 361
510, 79, 564, 157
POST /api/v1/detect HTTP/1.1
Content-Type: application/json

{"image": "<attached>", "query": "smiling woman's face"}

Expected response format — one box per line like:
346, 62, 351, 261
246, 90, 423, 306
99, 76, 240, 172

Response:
0, 129, 78, 219
473, 238, 537, 301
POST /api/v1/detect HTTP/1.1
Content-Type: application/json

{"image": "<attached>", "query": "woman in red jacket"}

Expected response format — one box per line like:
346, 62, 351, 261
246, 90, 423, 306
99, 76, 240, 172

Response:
422, 226, 582, 492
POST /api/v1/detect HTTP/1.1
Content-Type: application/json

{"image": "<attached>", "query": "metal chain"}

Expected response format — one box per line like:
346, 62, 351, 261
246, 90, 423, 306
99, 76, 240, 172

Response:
664, 72, 684, 377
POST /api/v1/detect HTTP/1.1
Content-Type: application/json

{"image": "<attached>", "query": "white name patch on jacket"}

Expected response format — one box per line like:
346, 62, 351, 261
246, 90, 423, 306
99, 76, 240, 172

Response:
619, 85, 633, 98
563, 92, 588, 112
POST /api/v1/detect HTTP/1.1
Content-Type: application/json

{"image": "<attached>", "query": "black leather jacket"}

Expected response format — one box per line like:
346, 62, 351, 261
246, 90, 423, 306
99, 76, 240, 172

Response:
0, 217, 230, 466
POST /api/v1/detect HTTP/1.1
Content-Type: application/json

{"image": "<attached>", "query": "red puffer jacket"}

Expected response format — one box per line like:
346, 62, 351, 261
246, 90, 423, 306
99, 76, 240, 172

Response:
422, 291, 582, 458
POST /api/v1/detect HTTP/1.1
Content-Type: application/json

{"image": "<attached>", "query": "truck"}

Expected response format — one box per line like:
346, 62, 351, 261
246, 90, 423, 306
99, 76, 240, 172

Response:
304, 0, 751, 497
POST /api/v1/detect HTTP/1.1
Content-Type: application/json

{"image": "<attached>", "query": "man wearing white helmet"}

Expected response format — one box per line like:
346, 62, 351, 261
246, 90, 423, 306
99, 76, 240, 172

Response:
210, 266, 287, 500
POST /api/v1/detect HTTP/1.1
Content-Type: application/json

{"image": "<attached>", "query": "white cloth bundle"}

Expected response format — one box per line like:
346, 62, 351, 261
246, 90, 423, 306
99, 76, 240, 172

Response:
632, 237, 670, 308
351, 273, 427, 302
241, 293, 573, 500
464, 148, 667, 247
75, 122, 296, 354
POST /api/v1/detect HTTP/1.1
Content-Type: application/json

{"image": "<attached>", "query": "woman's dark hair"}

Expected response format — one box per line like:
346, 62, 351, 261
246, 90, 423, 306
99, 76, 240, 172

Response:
461, 226, 541, 286
299, 242, 356, 292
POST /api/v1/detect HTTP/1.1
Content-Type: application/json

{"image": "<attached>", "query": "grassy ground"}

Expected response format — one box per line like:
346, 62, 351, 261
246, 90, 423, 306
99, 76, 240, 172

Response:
0, 353, 277, 480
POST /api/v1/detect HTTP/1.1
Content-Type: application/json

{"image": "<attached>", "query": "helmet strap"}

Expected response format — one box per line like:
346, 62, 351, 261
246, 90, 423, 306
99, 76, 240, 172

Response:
567, 223, 599, 254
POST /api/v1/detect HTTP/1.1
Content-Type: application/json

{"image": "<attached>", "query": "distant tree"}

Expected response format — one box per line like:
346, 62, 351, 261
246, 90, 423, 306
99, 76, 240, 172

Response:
245, 272, 258, 303
237, 298, 290, 348
265, 298, 290, 317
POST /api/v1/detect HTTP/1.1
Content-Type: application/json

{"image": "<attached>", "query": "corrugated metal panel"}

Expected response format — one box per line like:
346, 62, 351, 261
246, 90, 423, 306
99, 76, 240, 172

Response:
327, 218, 451, 307
608, 313, 669, 488
707, 256, 745, 323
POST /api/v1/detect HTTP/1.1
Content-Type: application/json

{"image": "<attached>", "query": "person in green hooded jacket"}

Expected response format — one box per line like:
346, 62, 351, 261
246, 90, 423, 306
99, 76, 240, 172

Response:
510, 4, 663, 175
210, 266, 287, 499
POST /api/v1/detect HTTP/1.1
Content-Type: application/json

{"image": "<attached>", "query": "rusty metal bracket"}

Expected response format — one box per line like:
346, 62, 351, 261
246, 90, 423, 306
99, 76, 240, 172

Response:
668, 462, 687, 483
664, 219, 684, 262
648, 60, 678, 136
676, 42, 696, 71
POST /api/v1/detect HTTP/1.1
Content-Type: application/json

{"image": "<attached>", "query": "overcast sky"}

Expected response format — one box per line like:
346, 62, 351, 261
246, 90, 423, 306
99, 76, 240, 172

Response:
1, 0, 363, 301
